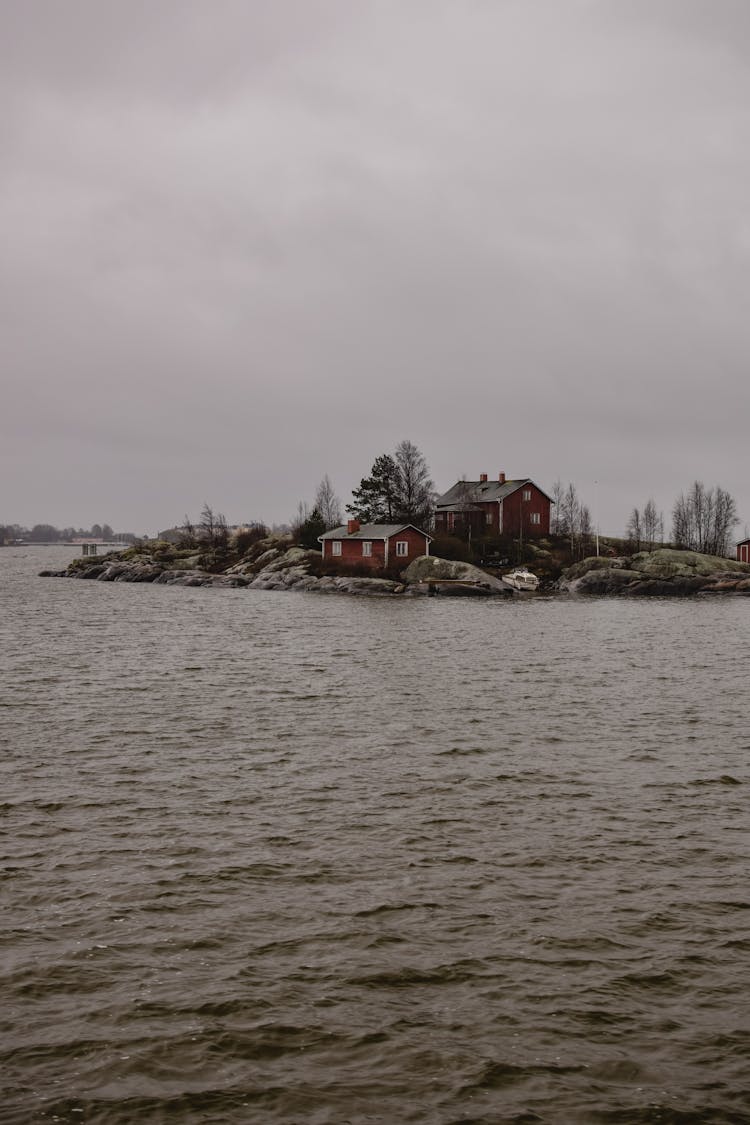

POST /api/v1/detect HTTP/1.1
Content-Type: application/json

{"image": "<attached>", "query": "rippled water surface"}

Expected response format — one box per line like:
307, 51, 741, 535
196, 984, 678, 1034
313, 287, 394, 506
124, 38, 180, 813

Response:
2, 547, 749, 1124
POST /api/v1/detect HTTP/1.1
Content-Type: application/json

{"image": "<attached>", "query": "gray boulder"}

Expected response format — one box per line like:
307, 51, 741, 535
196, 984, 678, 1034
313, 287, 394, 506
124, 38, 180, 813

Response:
259, 547, 319, 573
250, 563, 312, 590
561, 567, 643, 595
403, 555, 509, 594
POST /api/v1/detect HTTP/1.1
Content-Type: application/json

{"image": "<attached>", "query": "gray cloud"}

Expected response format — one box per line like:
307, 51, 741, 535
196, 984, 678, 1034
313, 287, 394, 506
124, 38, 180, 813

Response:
2, 1, 749, 536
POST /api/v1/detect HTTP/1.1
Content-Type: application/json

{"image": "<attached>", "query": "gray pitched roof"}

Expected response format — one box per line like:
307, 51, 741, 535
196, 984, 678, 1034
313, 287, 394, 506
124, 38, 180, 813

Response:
435, 478, 552, 509
319, 523, 432, 541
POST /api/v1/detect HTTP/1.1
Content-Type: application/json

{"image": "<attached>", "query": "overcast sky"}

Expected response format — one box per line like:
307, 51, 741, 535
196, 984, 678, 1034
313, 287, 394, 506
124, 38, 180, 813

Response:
2, 0, 749, 536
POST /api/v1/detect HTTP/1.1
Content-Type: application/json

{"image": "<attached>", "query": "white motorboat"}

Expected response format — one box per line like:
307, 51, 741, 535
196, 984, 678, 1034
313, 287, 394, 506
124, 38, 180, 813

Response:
502, 567, 540, 592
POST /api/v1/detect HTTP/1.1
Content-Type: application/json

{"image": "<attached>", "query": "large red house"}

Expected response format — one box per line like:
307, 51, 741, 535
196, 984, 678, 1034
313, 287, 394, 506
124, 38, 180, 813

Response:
434, 473, 552, 538
737, 539, 750, 564
319, 520, 432, 570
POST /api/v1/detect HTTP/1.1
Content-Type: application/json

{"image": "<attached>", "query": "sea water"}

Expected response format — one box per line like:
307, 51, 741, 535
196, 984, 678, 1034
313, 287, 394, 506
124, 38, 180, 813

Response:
2, 547, 749, 1123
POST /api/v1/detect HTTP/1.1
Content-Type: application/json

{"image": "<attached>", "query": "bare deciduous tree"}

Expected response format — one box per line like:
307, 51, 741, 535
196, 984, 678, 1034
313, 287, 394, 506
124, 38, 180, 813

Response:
552, 481, 595, 559
314, 474, 343, 529
672, 481, 738, 556
393, 439, 435, 527
560, 483, 580, 554
579, 504, 593, 555
179, 513, 197, 548
626, 507, 642, 552
642, 499, 660, 550
291, 500, 310, 535
626, 497, 664, 552
550, 479, 565, 535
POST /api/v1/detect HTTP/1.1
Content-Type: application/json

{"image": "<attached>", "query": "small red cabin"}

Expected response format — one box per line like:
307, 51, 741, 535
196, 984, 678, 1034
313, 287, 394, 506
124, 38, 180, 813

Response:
319, 520, 432, 570
737, 539, 750, 564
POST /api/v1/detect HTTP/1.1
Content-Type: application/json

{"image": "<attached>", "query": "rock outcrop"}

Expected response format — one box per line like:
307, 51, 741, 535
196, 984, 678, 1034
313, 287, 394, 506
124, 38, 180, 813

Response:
402, 555, 511, 595
560, 549, 750, 596
42, 545, 404, 596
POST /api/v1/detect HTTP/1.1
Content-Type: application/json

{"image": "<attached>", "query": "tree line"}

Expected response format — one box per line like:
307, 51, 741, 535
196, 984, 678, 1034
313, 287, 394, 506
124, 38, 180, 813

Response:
0, 522, 136, 546
624, 481, 738, 557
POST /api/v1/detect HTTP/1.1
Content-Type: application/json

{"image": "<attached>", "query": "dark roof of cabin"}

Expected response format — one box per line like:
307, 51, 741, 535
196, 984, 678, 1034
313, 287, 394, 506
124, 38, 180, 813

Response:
435, 478, 552, 510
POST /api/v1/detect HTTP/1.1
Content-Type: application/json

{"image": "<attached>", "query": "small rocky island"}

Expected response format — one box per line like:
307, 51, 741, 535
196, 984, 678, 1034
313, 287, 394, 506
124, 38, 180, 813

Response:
40, 540, 750, 597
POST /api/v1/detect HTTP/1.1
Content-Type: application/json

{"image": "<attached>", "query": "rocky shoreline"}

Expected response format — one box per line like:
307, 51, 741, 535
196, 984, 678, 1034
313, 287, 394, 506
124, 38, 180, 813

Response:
558, 549, 750, 596
39, 545, 516, 597
40, 543, 750, 598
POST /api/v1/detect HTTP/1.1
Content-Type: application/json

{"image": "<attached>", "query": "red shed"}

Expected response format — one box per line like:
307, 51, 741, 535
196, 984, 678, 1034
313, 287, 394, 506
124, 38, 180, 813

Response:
434, 473, 552, 538
319, 520, 432, 570
737, 539, 750, 564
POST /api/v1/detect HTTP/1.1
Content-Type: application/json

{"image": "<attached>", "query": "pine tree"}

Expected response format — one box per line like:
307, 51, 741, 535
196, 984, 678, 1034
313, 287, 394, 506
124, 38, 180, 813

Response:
347, 454, 400, 523
298, 507, 326, 549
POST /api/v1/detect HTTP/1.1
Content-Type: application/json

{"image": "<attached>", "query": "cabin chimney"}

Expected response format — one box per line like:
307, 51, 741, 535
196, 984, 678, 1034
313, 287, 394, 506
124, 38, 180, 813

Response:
498, 472, 506, 484
479, 473, 488, 483
347, 518, 360, 534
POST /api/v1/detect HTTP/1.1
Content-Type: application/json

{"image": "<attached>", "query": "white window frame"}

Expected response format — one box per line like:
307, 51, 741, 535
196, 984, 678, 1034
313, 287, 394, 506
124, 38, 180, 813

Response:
522, 489, 532, 501
331, 541, 342, 556
362, 541, 372, 557
395, 540, 408, 557
529, 512, 540, 525
485, 511, 493, 525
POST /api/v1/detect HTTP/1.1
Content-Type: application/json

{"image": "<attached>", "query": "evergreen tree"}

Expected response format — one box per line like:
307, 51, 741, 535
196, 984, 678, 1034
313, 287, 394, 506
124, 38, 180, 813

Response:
298, 507, 326, 549
347, 442, 435, 527
347, 454, 400, 523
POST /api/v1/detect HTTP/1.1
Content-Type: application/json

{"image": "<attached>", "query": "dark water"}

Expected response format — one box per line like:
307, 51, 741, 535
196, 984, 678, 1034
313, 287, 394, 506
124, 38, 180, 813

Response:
2, 546, 749, 1124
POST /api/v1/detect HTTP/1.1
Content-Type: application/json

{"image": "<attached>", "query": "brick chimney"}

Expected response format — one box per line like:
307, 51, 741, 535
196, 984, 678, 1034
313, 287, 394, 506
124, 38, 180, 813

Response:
347, 518, 360, 534
498, 472, 506, 484
479, 473, 488, 483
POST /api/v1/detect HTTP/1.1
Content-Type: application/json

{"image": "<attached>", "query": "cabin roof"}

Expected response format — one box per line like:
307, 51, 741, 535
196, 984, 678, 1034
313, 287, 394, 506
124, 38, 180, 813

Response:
319, 523, 432, 541
435, 478, 552, 510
